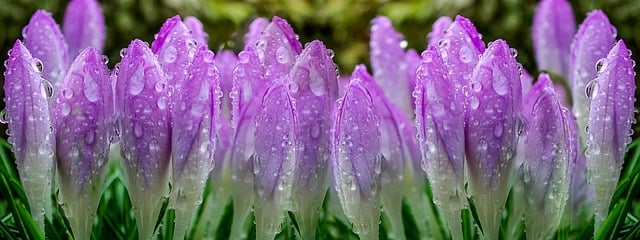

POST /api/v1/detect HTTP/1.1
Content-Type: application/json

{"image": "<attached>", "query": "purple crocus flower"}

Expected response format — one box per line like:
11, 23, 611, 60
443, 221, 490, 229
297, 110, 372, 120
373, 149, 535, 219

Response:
586, 40, 636, 231
569, 11, 616, 142
115, 39, 172, 240
415, 45, 466, 240
63, 0, 105, 60
23, 10, 69, 93
332, 66, 384, 240
3, 40, 55, 234
52, 47, 112, 240
287, 40, 339, 239
229, 17, 303, 240
437, 15, 485, 93
520, 74, 572, 240
465, 39, 521, 240
532, 0, 575, 78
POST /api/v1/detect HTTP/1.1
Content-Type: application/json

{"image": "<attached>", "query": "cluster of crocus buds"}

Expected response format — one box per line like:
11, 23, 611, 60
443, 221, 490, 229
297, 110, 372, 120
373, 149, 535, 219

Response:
2, 0, 636, 239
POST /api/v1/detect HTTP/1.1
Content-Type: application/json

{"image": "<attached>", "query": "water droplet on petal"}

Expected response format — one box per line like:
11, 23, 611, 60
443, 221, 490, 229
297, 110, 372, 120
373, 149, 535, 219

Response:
149, 139, 160, 153
288, 82, 299, 93
311, 124, 321, 139
163, 46, 177, 63
595, 58, 607, 73
469, 96, 480, 109
85, 131, 95, 144
470, 80, 482, 92
276, 46, 291, 64
585, 79, 598, 98
494, 125, 503, 137
120, 48, 127, 57
61, 103, 71, 116
155, 81, 167, 92
589, 142, 601, 155
492, 68, 508, 95
459, 46, 473, 63
83, 74, 100, 102
41, 80, 53, 98
32, 58, 43, 72
134, 124, 143, 138
399, 40, 408, 49
61, 87, 73, 99
129, 70, 144, 95
157, 97, 167, 110
0, 110, 8, 124
309, 68, 326, 96
327, 49, 335, 58
510, 48, 518, 57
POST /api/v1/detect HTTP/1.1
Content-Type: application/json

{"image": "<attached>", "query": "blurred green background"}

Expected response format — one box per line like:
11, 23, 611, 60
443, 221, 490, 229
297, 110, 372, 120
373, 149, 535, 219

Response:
1, 0, 639, 109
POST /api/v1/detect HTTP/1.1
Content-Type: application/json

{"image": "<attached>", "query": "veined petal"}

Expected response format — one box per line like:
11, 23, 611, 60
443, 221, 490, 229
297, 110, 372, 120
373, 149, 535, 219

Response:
255, 16, 302, 80
3, 40, 54, 233
231, 46, 266, 128
184, 16, 209, 47
586, 40, 636, 231
521, 74, 571, 240
370, 16, 413, 116
331, 69, 382, 240
439, 15, 485, 92
415, 46, 466, 240
569, 10, 616, 142
23, 10, 69, 90
116, 39, 171, 240
465, 39, 521, 240
244, 17, 269, 47
252, 83, 297, 239
405, 49, 421, 106
287, 40, 338, 239
151, 15, 196, 87
63, 0, 105, 59
171, 46, 219, 240
427, 16, 452, 47
52, 47, 111, 240
532, 0, 575, 77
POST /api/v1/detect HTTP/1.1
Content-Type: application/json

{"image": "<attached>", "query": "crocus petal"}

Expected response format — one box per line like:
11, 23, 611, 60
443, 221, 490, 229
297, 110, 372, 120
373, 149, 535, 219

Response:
370, 16, 413, 116
3, 40, 54, 234
52, 47, 111, 240
439, 15, 485, 92
23, 10, 69, 91
465, 39, 521, 240
287, 40, 338, 239
255, 16, 303, 80
569, 10, 616, 142
405, 49, 421, 104
332, 69, 383, 240
116, 39, 171, 240
152, 16, 196, 87
427, 16, 453, 47
229, 46, 266, 238
252, 83, 297, 240
520, 67, 533, 95
415, 45, 466, 240
171, 46, 219, 240
532, 0, 575, 77
586, 40, 636, 231
63, 0, 105, 59
184, 16, 209, 47
244, 17, 269, 47
214, 50, 238, 120
520, 74, 571, 240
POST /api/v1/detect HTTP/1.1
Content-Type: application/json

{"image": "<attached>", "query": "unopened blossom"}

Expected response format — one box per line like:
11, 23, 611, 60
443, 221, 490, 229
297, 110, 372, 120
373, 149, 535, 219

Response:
520, 74, 573, 240
465, 39, 521, 240
23, 10, 69, 93
63, 0, 105, 60
569, 11, 616, 142
415, 45, 465, 240
3, 40, 55, 234
586, 40, 636, 231
52, 48, 112, 240
370, 16, 435, 238
115, 39, 172, 240
532, 0, 575, 78
230, 17, 303, 240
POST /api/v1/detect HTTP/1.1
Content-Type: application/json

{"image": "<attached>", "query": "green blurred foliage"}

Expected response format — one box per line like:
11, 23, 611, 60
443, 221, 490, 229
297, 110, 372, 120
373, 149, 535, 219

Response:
1, 0, 639, 106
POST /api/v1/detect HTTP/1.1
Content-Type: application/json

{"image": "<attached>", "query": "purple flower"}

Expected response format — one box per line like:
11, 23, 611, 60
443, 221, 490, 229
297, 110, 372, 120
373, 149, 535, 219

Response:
23, 10, 69, 91
437, 15, 485, 93
569, 11, 616, 142
464, 39, 521, 240
415, 45, 465, 240
115, 39, 171, 240
3, 40, 55, 234
52, 47, 112, 240
519, 74, 572, 240
331, 66, 384, 240
63, 0, 105, 60
287, 40, 339, 239
170, 46, 220, 240
586, 40, 636, 231
532, 0, 575, 78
